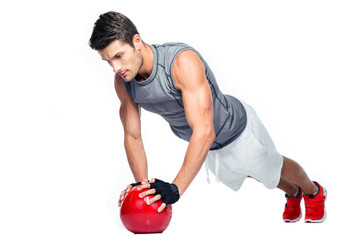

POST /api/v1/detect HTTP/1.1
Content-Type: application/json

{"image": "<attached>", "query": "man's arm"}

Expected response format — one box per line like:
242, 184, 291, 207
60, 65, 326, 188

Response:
171, 50, 216, 196
139, 50, 216, 211
114, 74, 148, 183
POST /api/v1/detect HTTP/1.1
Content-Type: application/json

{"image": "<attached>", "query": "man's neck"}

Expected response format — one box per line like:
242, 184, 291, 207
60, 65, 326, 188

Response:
135, 43, 154, 82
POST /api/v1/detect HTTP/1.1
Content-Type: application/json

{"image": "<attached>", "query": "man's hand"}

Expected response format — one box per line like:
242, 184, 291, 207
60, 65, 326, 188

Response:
118, 179, 149, 207
137, 178, 180, 213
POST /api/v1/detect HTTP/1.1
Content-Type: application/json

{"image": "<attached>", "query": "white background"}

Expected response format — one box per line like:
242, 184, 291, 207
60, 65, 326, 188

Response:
1, 0, 359, 239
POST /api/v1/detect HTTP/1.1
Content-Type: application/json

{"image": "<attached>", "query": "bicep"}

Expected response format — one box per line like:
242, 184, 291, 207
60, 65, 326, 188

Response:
172, 51, 214, 131
181, 81, 213, 131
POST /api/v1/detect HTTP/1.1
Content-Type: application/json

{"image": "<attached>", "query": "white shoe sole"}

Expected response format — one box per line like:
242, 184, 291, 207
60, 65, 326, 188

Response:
284, 212, 302, 223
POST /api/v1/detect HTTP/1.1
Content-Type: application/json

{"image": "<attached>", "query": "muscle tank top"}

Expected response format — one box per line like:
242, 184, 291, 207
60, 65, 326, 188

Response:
124, 42, 247, 150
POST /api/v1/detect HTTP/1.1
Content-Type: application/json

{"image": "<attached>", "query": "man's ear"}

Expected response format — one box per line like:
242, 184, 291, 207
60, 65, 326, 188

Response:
133, 34, 142, 50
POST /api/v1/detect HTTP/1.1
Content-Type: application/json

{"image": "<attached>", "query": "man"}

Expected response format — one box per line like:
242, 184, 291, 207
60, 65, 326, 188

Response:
89, 11, 326, 223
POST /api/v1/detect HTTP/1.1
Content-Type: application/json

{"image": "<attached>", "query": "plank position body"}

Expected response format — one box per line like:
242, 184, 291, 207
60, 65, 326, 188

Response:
89, 11, 327, 223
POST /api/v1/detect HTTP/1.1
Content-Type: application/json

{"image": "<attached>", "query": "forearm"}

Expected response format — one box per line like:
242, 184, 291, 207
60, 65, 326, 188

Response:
124, 134, 148, 182
172, 130, 215, 196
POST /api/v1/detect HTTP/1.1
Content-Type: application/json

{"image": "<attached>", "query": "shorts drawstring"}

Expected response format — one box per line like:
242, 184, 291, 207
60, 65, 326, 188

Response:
205, 151, 220, 184
205, 157, 211, 183
215, 151, 220, 182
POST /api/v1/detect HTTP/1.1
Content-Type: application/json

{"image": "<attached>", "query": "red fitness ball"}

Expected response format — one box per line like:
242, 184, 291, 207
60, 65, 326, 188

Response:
120, 187, 172, 233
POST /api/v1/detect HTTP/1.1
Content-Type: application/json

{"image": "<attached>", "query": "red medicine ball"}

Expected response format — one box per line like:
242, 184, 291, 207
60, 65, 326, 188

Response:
120, 187, 172, 233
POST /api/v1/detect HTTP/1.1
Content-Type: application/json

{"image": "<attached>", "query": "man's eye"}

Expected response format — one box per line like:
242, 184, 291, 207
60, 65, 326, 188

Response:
115, 54, 122, 59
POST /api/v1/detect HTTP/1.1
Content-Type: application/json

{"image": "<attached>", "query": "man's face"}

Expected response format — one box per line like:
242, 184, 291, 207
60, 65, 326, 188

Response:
98, 39, 143, 82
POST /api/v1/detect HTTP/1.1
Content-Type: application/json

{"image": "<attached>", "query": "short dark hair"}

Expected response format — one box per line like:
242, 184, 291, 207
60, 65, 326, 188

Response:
89, 11, 139, 50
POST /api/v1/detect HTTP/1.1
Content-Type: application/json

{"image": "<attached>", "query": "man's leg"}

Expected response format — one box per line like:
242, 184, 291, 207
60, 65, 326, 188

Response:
277, 156, 317, 195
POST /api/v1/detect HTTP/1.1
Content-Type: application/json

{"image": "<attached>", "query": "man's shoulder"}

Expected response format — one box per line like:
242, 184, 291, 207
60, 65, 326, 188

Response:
114, 74, 134, 101
152, 42, 197, 67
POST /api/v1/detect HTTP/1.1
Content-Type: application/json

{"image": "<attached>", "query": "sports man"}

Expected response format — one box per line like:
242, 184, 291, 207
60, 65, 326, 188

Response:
89, 11, 326, 223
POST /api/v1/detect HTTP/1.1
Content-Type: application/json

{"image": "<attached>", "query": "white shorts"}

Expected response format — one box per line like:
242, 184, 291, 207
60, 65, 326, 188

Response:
205, 100, 283, 191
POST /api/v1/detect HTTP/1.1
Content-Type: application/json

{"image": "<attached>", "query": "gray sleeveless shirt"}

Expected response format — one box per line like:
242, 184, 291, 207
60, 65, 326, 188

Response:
124, 42, 246, 150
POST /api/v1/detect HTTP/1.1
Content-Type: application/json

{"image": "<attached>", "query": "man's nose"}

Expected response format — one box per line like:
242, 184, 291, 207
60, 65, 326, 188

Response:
112, 63, 122, 73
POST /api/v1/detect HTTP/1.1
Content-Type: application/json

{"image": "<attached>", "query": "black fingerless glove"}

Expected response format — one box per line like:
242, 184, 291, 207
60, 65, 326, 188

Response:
150, 179, 180, 204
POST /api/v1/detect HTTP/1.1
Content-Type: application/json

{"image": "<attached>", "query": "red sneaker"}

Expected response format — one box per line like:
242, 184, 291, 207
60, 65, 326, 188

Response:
283, 187, 303, 223
304, 182, 327, 223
